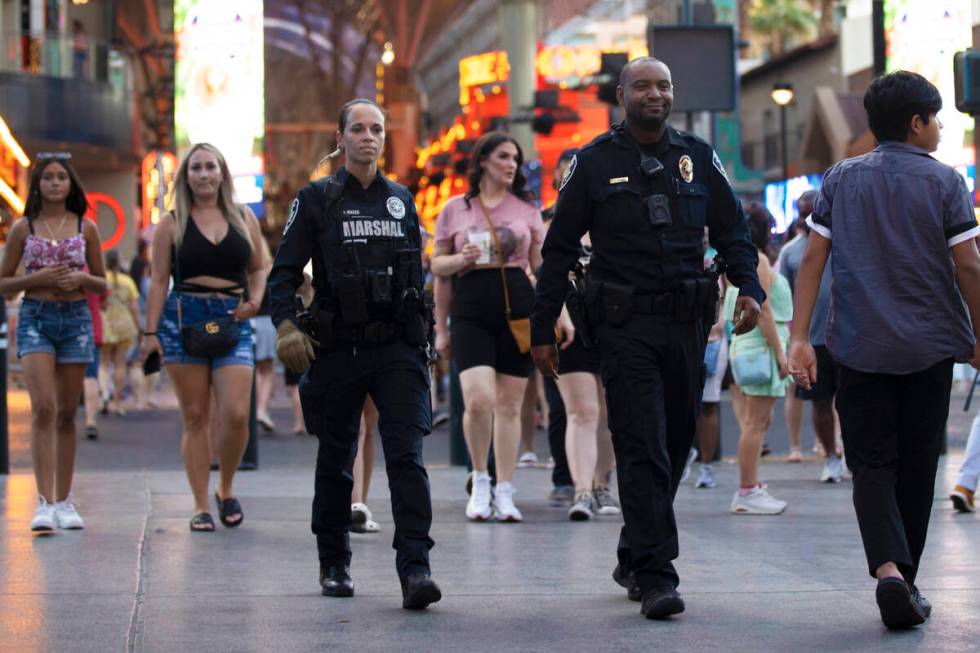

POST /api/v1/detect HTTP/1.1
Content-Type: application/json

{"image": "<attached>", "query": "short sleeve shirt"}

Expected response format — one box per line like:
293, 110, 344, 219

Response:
806, 141, 979, 373
434, 193, 545, 273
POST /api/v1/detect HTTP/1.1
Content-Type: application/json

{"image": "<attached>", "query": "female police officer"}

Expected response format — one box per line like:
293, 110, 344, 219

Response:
268, 99, 441, 610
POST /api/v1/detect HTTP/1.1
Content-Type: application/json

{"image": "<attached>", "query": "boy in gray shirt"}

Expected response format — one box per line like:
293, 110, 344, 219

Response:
789, 71, 980, 630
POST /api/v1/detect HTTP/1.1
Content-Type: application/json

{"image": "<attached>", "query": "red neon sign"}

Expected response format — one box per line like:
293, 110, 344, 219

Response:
85, 192, 125, 251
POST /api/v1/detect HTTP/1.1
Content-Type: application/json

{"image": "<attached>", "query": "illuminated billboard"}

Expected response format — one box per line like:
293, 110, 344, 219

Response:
885, 0, 973, 167
174, 1, 265, 216
764, 174, 823, 234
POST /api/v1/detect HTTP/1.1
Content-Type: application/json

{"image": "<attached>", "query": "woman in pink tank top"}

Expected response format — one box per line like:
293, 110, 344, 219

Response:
0, 154, 106, 534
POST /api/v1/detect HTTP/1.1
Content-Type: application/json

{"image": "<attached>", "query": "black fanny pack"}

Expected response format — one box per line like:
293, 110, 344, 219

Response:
173, 261, 243, 358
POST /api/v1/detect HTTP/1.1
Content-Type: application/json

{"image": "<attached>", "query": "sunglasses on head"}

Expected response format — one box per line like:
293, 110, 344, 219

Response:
36, 152, 72, 161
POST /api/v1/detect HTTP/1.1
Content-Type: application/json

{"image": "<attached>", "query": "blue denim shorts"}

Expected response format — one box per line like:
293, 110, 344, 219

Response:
17, 298, 94, 364
158, 293, 253, 369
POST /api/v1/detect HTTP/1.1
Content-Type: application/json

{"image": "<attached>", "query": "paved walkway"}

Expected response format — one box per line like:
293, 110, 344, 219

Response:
1, 386, 979, 652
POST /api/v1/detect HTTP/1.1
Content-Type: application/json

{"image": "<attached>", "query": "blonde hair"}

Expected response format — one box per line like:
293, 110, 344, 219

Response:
171, 143, 253, 251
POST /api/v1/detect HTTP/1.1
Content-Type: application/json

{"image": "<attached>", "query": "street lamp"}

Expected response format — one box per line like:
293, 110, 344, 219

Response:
771, 82, 794, 181
381, 41, 395, 66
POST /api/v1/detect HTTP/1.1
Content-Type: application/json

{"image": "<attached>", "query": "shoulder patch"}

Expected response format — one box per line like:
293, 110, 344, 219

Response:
712, 150, 730, 184
283, 199, 299, 235
386, 196, 407, 219
559, 154, 578, 191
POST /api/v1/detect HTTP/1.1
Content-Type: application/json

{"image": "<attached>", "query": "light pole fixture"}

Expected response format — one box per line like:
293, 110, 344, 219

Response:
771, 82, 795, 180
381, 41, 395, 66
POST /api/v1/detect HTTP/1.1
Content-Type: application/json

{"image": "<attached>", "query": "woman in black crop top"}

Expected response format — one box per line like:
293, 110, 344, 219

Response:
141, 143, 268, 532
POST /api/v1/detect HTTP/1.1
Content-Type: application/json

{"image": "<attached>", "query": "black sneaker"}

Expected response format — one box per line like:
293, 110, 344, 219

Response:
401, 572, 442, 610
876, 577, 926, 629
612, 564, 641, 602
548, 485, 574, 506
640, 587, 685, 620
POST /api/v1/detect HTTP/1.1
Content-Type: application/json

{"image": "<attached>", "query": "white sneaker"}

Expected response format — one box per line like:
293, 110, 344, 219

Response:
54, 496, 84, 529
680, 448, 698, 483
592, 487, 621, 515
31, 497, 56, 533
820, 455, 844, 483
493, 482, 523, 522
517, 451, 538, 468
695, 464, 717, 489
466, 474, 493, 521
730, 487, 787, 515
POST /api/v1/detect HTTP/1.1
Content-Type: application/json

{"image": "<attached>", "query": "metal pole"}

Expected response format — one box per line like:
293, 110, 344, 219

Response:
780, 104, 789, 180
682, 0, 692, 25
872, 0, 886, 77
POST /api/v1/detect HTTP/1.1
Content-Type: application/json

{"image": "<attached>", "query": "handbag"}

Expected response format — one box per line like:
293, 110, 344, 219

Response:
477, 198, 532, 354
729, 338, 773, 387
173, 237, 241, 358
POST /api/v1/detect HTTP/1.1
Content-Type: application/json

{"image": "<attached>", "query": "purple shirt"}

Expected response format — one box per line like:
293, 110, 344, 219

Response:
807, 141, 979, 374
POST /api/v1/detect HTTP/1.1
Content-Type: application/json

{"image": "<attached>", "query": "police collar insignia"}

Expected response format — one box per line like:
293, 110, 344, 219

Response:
283, 198, 299, 235
387, 196, 407, 219
559, 154, 577, 191
679, 156, 694, 183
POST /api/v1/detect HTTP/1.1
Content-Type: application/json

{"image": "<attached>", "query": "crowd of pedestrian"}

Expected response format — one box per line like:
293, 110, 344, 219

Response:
5, 63, 980, 631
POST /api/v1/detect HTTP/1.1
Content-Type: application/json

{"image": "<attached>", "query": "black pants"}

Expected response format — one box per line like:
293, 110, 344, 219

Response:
300, 339, 435, 579
543, 375, 573, 488
835, 357, 953, 585
597, 315, 706, 592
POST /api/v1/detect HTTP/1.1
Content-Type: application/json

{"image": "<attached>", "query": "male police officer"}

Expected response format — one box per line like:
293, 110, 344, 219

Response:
531, 57, 764, 619
269, 99, 441, 610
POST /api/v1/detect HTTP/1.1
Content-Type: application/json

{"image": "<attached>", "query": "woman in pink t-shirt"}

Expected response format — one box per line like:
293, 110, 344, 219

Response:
432, 132, 550, 522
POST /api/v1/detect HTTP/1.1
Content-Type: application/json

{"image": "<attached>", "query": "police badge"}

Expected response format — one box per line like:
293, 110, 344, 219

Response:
679, 155, 694, 183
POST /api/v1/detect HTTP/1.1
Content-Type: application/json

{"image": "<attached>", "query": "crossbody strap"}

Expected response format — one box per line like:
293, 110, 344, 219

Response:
476, 197, 513, 319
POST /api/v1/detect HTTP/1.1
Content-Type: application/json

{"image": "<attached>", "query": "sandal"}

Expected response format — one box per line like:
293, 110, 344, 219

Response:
190, 512, 215, 532
214, 492, 244, 528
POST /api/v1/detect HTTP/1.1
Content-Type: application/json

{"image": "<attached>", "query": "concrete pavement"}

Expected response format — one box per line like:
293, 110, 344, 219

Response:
1, 385, 980, 652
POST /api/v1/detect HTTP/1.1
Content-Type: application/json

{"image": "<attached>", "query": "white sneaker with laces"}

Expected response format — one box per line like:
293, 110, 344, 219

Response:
730, 487, 787, 515
517, 452, 538, 468
820, 455, 844, 483
54, 496, 84, 530
493, 482, 523, 522
466, 474, 493, 521
695, 464, 717, 489
31, 497, 56, 533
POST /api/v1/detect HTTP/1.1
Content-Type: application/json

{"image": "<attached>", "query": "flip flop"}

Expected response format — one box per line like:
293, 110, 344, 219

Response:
190, 512, 215, 532
214, 493, 244, 528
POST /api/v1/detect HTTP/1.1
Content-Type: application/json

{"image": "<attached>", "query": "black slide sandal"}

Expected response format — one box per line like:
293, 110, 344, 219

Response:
190, 512, 215, 532
215, 493, 244, 528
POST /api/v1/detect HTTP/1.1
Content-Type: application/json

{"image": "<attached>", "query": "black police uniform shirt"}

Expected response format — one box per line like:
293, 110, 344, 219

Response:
531, 122, 765, 345
268, 167, 424, 329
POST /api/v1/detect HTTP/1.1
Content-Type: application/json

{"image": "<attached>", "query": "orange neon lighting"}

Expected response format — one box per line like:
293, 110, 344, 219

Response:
0, 177, 24, 215
0, 114, 30, 167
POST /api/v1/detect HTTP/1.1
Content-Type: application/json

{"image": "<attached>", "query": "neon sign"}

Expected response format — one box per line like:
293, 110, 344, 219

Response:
141, 151, 177, 228
85, 192, 125, 251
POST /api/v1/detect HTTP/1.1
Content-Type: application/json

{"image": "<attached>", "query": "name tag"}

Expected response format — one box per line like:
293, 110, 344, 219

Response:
609, 177, 629, 184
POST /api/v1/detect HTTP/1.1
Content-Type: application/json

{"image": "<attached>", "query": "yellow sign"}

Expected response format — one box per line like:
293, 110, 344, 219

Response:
459, 51, 510, 104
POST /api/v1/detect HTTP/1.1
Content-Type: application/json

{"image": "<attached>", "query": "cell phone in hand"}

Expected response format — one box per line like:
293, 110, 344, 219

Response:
143, 351, 161, 375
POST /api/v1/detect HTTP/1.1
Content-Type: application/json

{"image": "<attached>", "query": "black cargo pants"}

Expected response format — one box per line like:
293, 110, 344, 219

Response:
300, 338, 435, 579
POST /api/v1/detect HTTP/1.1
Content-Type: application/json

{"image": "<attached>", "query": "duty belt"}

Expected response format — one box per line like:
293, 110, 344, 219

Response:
333, 321, 403, 345
632, 292, 674, 315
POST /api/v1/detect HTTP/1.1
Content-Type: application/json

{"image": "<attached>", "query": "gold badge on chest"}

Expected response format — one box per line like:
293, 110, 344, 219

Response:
679, 155, 694, 183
